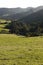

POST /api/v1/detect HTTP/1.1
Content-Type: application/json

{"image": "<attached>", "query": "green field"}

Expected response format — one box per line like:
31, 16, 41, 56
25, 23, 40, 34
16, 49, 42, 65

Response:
0, 34, 43, 65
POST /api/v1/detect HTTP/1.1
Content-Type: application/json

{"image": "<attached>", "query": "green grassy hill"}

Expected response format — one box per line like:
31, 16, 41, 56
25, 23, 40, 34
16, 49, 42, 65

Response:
0, 34, 43, 65
0, 19, 10, 33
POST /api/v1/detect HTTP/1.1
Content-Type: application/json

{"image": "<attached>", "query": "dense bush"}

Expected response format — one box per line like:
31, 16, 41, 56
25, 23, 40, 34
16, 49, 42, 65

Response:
5, 20, 43, 36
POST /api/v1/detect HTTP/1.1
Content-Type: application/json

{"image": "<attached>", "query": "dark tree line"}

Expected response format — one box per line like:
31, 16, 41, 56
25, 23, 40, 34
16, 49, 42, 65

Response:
6, 20, 43, 36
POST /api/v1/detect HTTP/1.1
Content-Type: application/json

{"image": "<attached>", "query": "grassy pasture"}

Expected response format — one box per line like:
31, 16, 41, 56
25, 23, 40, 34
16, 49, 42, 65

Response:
0, 34, 43, 65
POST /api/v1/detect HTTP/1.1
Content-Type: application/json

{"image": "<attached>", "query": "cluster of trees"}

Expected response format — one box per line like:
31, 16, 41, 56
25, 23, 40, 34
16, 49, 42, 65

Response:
6, 20, 43, 36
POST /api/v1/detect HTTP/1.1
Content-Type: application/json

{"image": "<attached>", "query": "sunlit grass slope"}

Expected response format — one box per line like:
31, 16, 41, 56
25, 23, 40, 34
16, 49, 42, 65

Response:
0, 19, 10, 33
0, 34, 43, 65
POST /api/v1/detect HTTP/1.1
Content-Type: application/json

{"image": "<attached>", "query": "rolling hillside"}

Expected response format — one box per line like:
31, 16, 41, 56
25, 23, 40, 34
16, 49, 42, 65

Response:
0, 6, 43, 20
19, 9, 43, 23
0, 7, 34, 20
0, 19, 10, 33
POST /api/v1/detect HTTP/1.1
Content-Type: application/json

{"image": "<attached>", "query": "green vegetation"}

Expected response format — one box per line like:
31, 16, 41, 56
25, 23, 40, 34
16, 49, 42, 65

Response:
0, 19, 43, 36
0, 19, 11, 33
0, 34, 43, 65
7, 20, 43, 36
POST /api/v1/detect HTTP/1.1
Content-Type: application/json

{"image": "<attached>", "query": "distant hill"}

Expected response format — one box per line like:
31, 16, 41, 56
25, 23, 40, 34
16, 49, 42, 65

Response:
19, 9, 43, 23
0, 7, 34, 20
0, 6, 43, 20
